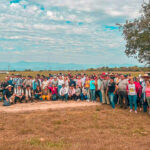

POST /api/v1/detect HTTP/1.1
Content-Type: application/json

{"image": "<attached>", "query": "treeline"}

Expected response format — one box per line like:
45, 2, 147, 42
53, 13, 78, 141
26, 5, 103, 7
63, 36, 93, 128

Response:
87, 66, 150, 72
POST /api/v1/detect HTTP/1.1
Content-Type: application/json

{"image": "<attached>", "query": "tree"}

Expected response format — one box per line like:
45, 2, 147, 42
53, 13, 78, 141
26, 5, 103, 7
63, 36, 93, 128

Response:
118, 1, 150, 66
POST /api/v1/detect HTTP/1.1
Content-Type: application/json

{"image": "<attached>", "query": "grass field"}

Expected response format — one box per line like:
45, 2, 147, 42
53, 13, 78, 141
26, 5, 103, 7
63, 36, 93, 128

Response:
1, 104, 150, 150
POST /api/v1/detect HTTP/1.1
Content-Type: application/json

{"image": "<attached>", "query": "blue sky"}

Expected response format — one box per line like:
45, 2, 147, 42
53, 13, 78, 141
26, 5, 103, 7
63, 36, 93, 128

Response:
0, 0, 147, 66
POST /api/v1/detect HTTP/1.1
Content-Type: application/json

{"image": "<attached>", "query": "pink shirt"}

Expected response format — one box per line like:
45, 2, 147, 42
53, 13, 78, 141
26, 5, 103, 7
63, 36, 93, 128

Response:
49, 87, 57, 95
68, 88, 75, 96
145, 87, 150, 97
77, 79, 82, 87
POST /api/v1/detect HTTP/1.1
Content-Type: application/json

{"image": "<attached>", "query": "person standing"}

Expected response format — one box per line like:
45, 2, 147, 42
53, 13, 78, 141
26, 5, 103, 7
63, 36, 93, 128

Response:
25, 85, 33, 103
90, 77, 96, 102
118, 75, 129, 109
106, 78, 117, 109
141, 76, 147, 112
101, 76, 109, 104
145, 80, 150, 115
58, 76, 64, 98
96, 76, 103, 103
127, 78, 138, 113
85, 76, 90, 101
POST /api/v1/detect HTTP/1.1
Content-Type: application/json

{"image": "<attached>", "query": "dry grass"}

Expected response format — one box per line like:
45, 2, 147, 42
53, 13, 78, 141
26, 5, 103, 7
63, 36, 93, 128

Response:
0, 104, 150, 150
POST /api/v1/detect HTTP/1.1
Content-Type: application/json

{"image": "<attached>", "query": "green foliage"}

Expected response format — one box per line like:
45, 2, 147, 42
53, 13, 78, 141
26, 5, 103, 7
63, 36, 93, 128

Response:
118, 1, 150, 66
87, 66, 150, 72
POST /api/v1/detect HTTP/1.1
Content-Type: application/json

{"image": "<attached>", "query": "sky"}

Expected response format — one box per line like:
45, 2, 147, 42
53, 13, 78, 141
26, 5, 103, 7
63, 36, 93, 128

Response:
0, 0, 147, 66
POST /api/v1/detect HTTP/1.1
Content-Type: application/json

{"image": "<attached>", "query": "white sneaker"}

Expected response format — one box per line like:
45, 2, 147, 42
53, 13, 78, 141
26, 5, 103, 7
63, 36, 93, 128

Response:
135, 110, 137, 114
130, 109, 133, 113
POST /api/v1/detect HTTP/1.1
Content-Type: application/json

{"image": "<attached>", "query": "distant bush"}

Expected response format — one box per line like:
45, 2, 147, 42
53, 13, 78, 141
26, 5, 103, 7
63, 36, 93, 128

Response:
24, 69, 32, 72
87, 66, 150, 72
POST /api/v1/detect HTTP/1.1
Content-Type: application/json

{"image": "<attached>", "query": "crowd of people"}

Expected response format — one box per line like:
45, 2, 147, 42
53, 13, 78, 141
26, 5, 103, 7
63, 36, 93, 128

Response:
0, 72, 150, 114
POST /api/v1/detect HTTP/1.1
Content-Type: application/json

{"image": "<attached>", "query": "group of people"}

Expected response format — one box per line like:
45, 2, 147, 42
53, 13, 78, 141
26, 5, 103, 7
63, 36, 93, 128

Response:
0, 72, 150, 114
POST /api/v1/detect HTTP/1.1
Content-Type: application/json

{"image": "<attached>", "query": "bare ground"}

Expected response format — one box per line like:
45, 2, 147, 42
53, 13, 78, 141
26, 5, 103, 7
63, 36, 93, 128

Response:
0, 101, 150, 150
0, 101, 99, 113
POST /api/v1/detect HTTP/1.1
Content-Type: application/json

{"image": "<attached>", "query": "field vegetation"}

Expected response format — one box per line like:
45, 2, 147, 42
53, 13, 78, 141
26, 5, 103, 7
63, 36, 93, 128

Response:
0, 105, 150, 150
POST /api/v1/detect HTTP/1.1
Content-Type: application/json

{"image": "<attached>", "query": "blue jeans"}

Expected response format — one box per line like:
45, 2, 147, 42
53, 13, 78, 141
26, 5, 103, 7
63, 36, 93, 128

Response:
52, 94, 57, 101
61, 94, 68, 101
3, 99, 11, 106
108, 92, 115, 109
90, 89, 96, 101
128, 95, 137, 111
34, 94, 42, 100
58, 85, 62, 97
97, 90, 102, 102
141, 93, 147, 112
114, 94, 118, 104
80, 93, 88, 101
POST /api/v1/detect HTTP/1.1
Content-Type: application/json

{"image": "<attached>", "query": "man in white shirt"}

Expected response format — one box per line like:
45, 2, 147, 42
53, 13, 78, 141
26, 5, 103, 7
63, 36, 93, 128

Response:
14, 85, 24, 103
59, 84, 68, 101
42, 77, 49, 90
58, 76, 64, 97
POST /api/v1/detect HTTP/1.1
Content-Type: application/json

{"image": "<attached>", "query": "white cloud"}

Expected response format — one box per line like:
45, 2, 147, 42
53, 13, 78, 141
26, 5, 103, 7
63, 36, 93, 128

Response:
0, 0, 145, 65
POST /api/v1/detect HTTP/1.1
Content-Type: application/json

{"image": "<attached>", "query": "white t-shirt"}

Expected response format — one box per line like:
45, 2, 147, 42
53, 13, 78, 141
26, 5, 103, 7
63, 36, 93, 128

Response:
128, 84, 137, 95
59, 87, 68, 95
58, 79, 64, 86
42, 80, 49, 89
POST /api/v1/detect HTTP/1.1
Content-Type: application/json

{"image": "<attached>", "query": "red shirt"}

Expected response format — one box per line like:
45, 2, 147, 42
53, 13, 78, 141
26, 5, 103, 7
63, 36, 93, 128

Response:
49, 87, 57, 95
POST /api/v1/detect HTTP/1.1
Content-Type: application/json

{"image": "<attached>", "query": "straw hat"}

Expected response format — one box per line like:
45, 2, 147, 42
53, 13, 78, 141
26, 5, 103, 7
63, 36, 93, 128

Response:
6, 85, 13, 89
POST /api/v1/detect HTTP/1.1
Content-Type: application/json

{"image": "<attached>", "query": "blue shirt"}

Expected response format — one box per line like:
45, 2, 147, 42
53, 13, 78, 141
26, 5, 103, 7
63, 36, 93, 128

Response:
90, 80, 95, 90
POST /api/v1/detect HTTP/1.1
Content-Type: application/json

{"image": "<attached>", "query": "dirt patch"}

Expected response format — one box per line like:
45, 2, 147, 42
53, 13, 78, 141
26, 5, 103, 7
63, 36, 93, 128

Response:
0, 101, 100, 113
